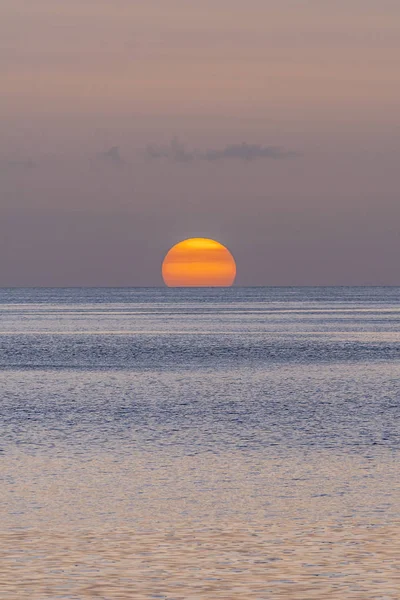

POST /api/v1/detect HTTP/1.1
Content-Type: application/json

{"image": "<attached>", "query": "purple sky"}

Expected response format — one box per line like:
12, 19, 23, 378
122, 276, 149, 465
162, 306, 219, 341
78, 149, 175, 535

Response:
1, 0, 400, 285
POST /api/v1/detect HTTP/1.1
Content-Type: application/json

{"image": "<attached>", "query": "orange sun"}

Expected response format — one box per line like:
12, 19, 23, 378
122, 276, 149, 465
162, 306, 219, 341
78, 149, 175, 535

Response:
162, 238, 236, 287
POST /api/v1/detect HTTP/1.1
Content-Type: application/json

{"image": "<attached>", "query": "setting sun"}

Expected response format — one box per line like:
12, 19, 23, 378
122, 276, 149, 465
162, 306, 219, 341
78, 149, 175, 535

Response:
162, 238, 236, 287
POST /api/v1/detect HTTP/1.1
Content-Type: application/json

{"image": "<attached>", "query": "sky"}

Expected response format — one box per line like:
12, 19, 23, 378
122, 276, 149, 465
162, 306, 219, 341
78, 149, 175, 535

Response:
1, 0, 400, 286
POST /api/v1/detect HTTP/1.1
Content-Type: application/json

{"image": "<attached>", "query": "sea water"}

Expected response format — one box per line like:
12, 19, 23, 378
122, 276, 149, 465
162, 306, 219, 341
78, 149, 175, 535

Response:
0, 287, 399, 599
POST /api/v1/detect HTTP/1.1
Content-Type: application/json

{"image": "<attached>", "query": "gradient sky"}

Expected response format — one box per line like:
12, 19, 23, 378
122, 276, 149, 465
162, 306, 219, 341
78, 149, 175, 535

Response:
1, 0, 400, 286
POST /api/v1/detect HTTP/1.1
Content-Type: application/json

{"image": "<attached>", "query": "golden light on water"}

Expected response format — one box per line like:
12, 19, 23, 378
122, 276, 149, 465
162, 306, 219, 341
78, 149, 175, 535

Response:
162, 238, 236, 287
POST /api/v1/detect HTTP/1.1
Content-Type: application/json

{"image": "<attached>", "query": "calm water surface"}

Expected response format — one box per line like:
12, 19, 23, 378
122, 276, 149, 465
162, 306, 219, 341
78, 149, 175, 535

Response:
1, 287, 399, 599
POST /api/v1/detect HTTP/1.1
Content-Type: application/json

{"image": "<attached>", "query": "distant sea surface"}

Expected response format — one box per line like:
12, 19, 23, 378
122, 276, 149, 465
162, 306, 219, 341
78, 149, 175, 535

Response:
1, 287, 399, 599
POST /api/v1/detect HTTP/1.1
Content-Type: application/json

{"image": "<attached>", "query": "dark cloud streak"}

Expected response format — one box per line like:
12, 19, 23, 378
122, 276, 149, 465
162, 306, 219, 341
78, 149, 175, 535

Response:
146, 139, 297, 163
0, 158, 36, 171
202, 143, 297, 161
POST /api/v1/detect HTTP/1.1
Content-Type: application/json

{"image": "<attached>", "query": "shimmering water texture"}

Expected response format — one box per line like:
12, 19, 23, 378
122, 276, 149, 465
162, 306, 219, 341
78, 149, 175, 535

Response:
1, 287, 399, 599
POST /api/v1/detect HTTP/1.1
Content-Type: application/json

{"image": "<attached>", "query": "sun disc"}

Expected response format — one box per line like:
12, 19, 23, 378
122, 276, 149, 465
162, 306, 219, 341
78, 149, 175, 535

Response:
162, 238, 236, 287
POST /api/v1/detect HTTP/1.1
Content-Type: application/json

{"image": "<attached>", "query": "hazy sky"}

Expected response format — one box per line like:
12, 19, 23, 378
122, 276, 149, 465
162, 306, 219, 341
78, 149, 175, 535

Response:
1, 0, 400, 285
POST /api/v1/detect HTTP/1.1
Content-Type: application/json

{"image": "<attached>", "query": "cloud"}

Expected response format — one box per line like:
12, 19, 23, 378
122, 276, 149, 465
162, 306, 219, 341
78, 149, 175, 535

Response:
145, 139, 296, 163
98, 146, 126, 166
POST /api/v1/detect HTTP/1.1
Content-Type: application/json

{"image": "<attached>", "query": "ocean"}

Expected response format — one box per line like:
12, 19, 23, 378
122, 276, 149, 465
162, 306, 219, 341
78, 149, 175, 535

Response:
1, 287, 399, 599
